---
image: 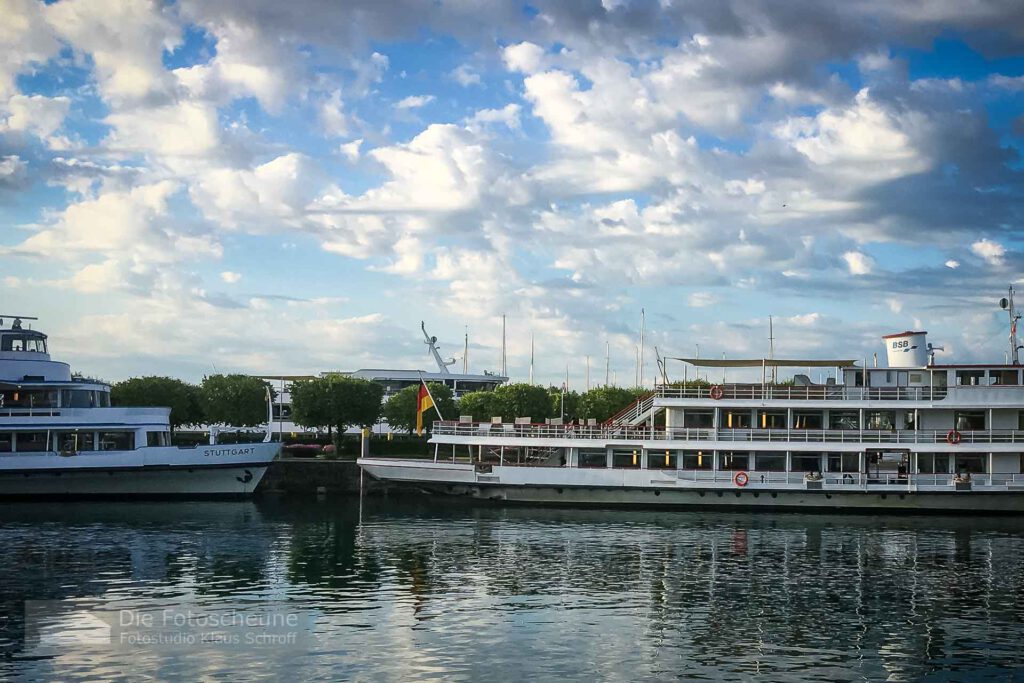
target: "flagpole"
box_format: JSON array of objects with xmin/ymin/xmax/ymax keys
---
[{"xmin": 418, "ymin": 371, "xmax": 444, "ymax": 420}]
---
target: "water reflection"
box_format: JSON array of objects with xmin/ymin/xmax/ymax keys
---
[{"xmin": 1, "ymin": 498, "xmax": 1023, "ymax": 680}]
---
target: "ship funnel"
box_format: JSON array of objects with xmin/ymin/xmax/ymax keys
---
[{"xmin": 883, "ymin": 331, "xmax": 928, "ymax": 368}]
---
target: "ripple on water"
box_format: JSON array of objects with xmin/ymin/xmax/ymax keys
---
[{"xmin": 1, "ymin": 499, "xmax": 1024, "ymax": 681}]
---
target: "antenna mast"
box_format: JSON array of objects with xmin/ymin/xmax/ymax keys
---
[
  {"xmin": 1000, "ymin": 286, "xmax": 1022, "ymax": 365},
  {"xmin": 463, "ymin": 327, "xmax": 469, "ymax": 374},
  {"xmin": 769, "ymin": 315, "xmax": 777, "ymax": 383},
  {"xmin": 421, "ymin": 321, "xmax": 454, "ymax": 375}
]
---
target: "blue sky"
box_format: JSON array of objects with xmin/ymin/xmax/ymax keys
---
[{"xmin": 1, "ymin": 0, "xmax": 1023, "ymax": 386}]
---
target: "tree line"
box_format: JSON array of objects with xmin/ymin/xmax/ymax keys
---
[{"xmin": 112, "ymin": 374, "xmax": 664, "ymax": 436}]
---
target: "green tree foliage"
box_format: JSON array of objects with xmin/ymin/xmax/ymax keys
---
[
  {"xmin": 383, "ymin": 382, "xmax": 456, "ymax": 434},
  {"xmin": 457, "ymin": 391, "xmax": 498, "ymax": 421},
  {"xmin": 491, "ymin": 383, "xmax": 552, "ymax": 422},
  {"xmin": 199, "ymin": 374, "xmax": 274, "ymax": 427},
  {"xmin": 578, "ymin": 386, "xmax": 648, "ymax": 422},
  {"xmin": 291, "ymin": 375, "xmax": 384, "ymax": 434},
  {"xmin": 548, "ymin": 387, "xmax": 581, "ymax": 421},
  {"xmin": 110, "ymin": 376, "xmax": 202, "ymax": 431}
]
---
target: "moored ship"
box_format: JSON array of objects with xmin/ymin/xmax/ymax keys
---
[
  {"xmin": 359, "ymin": 291, "xmax": 1024, "ymax": 513},
  {"xmin": 0, "ymin": 316, "xmax": 279, "ymax": 497}
]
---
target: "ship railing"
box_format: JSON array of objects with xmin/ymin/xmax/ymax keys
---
[
  {"xmin": 653, "ymin": 385, "xmax": 948, "ymax": 401},
  {"xmin": 433, "ymin": 422, "xmax": 1024, "ymax": 445},
  {"xmin": 0, "ymin": 407, "xmax": 61, "ymax": 417}
]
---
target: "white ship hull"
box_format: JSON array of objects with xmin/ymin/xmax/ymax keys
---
[
  {"xmin": 0, "ymin": 443, "xmax": 279, "ymax": 498},
  {"xmin": 358, "ymin": 458, "xmax": 1024, "ymax": 513}
]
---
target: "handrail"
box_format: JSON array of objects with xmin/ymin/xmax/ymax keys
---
[
  {"xmin": 651, "ymin": 385, "xmax": 949, "ymax": 401},
  {"xmin": 432, "ymin": 421, "xmax": 1024, "ymax": 444}
]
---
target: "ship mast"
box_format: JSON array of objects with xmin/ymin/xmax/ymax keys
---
[{"xmin": 421, "ymin": 321, "xmax": 455, "ymax": 374}]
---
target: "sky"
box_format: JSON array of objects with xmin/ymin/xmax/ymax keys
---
[{"xmin": 1, "ymin": 0, "xmax": 1024, "ymax": 387}]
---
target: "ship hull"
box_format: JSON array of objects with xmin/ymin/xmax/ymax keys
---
[
  {"xmin": 0, "ymin": 443, "xmax": 279, "ymax": 498},
  {"xmin": 359, "ymin": 458, "xmax": 1024, "ymax": 513}
]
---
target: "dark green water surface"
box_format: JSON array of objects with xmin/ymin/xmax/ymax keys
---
[{"xmin": 2, "ymin": 496, "xmax": 1024, "ymax": 681}]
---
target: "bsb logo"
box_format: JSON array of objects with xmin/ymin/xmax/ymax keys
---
[{"xmin": 891, "ymin": 340, "xmax": 917, "ymax": 352}]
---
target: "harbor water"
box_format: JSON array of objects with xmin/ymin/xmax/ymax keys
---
[{"xmin": 2, "ymin": 497, "xmax": 1024, "ymax": 681}]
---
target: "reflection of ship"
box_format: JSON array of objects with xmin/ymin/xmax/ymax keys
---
[
  {"xmin": 0, "ymin": 317, "xmax": 278, "ymax": 497},
  {"xmin": 261, "ymin": 321, "xmax": 507, "ymax": 436},
  {"xmin": 361, "ymin": 291, "xmax": 1024, "ymax": 512}
]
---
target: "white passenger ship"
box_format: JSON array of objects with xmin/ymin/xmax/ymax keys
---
[
  {"xmin": 0, "ymin": 316, "xmax": 279, "ymax": 497},
  {"xmin": 360, "ymin": 294, "xmax": 1024, "ymax": 513}
]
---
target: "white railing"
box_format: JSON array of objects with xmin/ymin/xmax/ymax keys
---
[
  {"xmin": 433, "ymin": 422, "xmax": 1024, "ymax": 445},
  {"xmin": 653, "ymin": 385, "xmax": 947, "ymax": 401}
]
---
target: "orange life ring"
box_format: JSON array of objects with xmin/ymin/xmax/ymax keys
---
[
  {"xmin": 946, "ymin": 429, "xmax": 962, "ymax": 445},
  {"xmin": 710, "ymin": 385, "xmax": 724, "ymax": 400},
  {"xmin": 734, "ymin": 471, "xmax": 749, "ymax": 487}
]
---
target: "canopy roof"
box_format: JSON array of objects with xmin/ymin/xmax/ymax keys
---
[{"xmin": 668, "ymin": 357, "xmax": 859, "ymax": 368}]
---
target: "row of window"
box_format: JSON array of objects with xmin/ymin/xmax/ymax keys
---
[
  {"xmin": 0, "ymin": 334, "xmax": 47, "ymax": 353},
  {"xmin": 0, "ymin": 431, "xmax": 139, "ymax": 453},
  {"xmin": 0, "ymin": 389, "xmax": 112, "ymax": 409},
  {"xmin": 678, "ymin": 409, "xmax": 993, "ymax": 430},
  {"xmin": 576, "ymin": 449, "xmax": 991, "ymax": 474}
]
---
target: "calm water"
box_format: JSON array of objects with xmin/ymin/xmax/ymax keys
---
[{"xmin": 2, "ymin": 497, "xmax": 1024, "ymax": 682}]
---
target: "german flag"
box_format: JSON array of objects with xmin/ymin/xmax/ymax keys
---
[{"xmin": 416, "ymin": 381, "xmax": 435, "ymax": 435}]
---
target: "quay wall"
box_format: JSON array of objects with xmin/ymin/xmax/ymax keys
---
[{"xmin": 258, "ymin": 457, "xmax": 390, "ymax": 496}]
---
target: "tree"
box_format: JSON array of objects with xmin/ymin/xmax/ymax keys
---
[
  {"xmin": 578, "ymin": 386, "xmax": 647, "ymax": 422},
  {"xmin": 548, "ymin": 387, "xmax": 581, "ymax": 422},
  {"xmin": 199, "ymin": 374, "xmax": 273, "ymax": 427},
  {"xmin": 457, "ymin": 391, "xmax": 498, "ymax": 422},
  {"xmin": 291, "ymin": 375, "xmax": 383, "ymax": 435},
  {"xmin": 383, "ymin": 382, "xmax": 456, "ymax": 434},
  {"xmin": 491, "ymin": 383, "xmax": 552, "ymax": 422},
  {"xmin": 110, "ymin": 376, "xmax": 201, "ymax": 431}
]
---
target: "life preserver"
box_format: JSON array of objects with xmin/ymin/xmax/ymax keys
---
[
  {"xmin": 710, "ymin": 385, "xmax": 724, "ymax": 400},
  {"xmin": 946, "ymin": 429, "xmax": 962, "ymax": 445},
  {"xmin": 734, "ymin": 471, "xmax": 749, "ymax": 487}
]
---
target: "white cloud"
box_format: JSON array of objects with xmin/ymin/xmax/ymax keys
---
[
  {"xmin": 0, "ymin": 155, "xmax": 27, "ymax": 184},
  {"xmin": 466, "ymin": 104, "xmax": 521, "ymax": 131},
  {"xmin": 340, "ymin": 138, "xmax": 363, "ymax": 161},
  {"xmin": 687, "ymin": 292, "xmax": 718, "ymax": 308},
  {"xmin": 502, "ymin": 42, "xmax": 545, "ymax": 74},
  {"xmin": 945, "ymin": 259, "xmax": 960, "ymax": 269},
  {"xmin": 104, "ymin": 100, "xmax": 220, "ymax": 158},
  {"xmin": 319, "ymin": 90, "xmax": 348, "ymax": 138},
  {"xmin": 971, "ymin": 238, "xmax": 1006, "ymax": 266},
  {"xmin": 221, "ymin": 271, "xmax": 242, "ymax": 284},
  {"xmin": 887, "ymin": 298, "xmax": 903, "ymax": 313},
  {"xmin": 842, "ymin": 251, "xmax": 874, "ymax": 275},
  {"xmin": 396, "ymin": 94, "xmax": 435, "ymax": 109},
  {"xmin": 451, "ymin": 64, "xmax": 481, "ymax": 87},
  {"xmin": 1, "ymin": 93, "xmax": 70, "ymax": 143}
]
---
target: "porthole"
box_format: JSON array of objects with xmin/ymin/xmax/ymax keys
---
[
  {"xmin": 654, "ymin": 490, "xmax": 661, "ymax": 496},
  {"xmin": 556, "ymin": 488, "xmax": 563, "ymax": 494},
  {"xmin": 735, "ymin": 491, "xmax": 742, "ymax": 498},
  {"xmin": 771, "ymin": 492, "xmax": 778, "ymax": 499},
  {"xmin": 753, "ymin": 492, "xmax": 760, "ymax": 498},
  {"xmin": 716, "ymin": 491, "xmax": 724, "ymax": 498}
]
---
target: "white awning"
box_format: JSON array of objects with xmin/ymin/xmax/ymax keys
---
[{"xmin": 668, "ymin": 358, "xmax": 859, "ymax": 368}]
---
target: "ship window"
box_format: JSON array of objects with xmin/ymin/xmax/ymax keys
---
[
  {"xmin": 993, "ymin": 370, "xmax": 1019, "ymax": 385},
  {"xmin": 954, "ymin": 411, "xmax": 985, "ymax": 430},
  {"xmin": 99, "ymin": 431, "xmax": 135, "ymax": 451},
  {"xmin": 723, "ymin": 410, "xmax": 751, "ymax": 429},
  {"xmin": 683, "ymin": 410, "xmax": 713, "ymax": 428},
  {"xmin": 955, "ymin": 370, "xmax": 985, "ymax": 386},
  {"xmin": 758, "ymin": 411, "xmax": 787, "ymax": 429},
  {"xmin": 909, "ymin": 373, "xmax": 923, "ymax": 384},
  {"xmin": 865, "ymin": 411, "xmax": 896, "ymax": 430},
  {"xmin": 68, "ymin": 390, "xmax": 96, "ymax": 408},
  {"xmin": 755, "ymin": 453, "xmax": 785, "ymax": 471},
  {"xmin": 1019, "ymin": 411, "xmax": 1024, "ymax": 430},
  {"xmin": 147, "ymin": 431, "xmax": 171, "ymax": 447},
  {"xmin": 918, "ymin": 453, "xmax": 950, "ymax": 474},
  {"xmin": 15, "ymin": 432, "xmax": 48, "ymax": 452},
  {"xmin": 681, "ymin": 450, "xmax": 711, "ymax": 470},
  {"xmin": 611, "ymin": 448, "xmax": 641, "ymax": 469},
  {"xmin": 0, "ymin": 433, "xmax": 11, "ymax": 452},
  {"xmin": 826, "ymin": 453, "xmax": 859, "ymax": 472},
  {"xmin": 829, "ymin": 411, "xmax": 859, "ymax": 430},
  {"xmin": 99, "ymin": 392, "xmax": 110, "ymax": 407},
  {"xmin": 647, "ymin": 450, "xmax": 679, "ymax": 470},
  {"xmin": 719, "ymin": 451, "xmax": 749, "ymax": 470},
  {"xmin": 792, "ymin": 412, "xmax": 823, "ymax": 429},
  {"xmin": 578, "ymin": 449, "xmax": 607, "ymax": 468},
  {"xmin": 954, "ymin": 454, "xmax": 986, "ymax": 474},
  {"xmin": 791, "ymin": 454, "xmax": 822, "ymax": 472},
  {"xmin": 10, "ymin": 337, "xmax": 23, "ymax": 351}
]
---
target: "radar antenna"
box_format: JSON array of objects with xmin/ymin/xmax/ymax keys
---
[
  {"xmin": 999, "ymin": 286, "xmax": 1023, "ymax": 365},
  {"xmin": 421, "ymin": 321, "xmax": 455, "ymax": 375}
]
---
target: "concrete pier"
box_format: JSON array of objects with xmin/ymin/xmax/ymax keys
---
[{"xmin": 258, "ymin": 458, "xmax": 388, "ymax": 496}]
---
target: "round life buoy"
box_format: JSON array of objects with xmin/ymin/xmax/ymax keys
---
[
  {"xmin": 710, "ymin": 385, "xmax": 724, "ymax": 400},
  {"xmin": 734, "ymin": 471, "xmax": 749, "ymax": 487},
  {"xmin": 946, "ymin": 429, "xmax": 962, "ymax": 445}
]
